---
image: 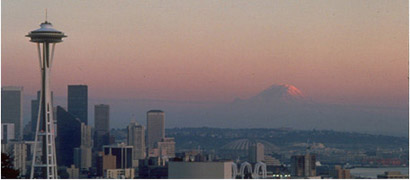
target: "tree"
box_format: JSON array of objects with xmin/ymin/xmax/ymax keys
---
[{"xmin": 1, "ymin": 153, "xmax": 20, "ymax": 179}]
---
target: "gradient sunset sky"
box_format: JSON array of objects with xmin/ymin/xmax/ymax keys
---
[{"xmin": 2, "ymin": 0, "xmax": 408, "ymax": 108}]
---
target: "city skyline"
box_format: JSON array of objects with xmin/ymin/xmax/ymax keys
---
[
  {"xmin": 1, "ymin": 0, "xmax": 409, "ymax": 137},
  {"xmin": 0, "ymin": 1, "xmax": 409, "ymax": 178},
  {"xmin": 2, "ymin": 0, "xmax": 408, "ymax": 109}
]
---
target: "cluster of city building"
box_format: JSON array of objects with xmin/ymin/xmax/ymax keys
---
[
  {"xmin": 1, "ymin": 86, "xmax": 408, "ymax": 179},
  {"xmin": 1, "ymin": 85, "xmax": 176, "ymax": 178}
]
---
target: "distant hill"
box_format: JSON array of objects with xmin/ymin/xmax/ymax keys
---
[
  {"xmin": 165, "ymin": 127, "xmax": 409, "ymax": 151},
  {"xmin": 110, "ymin": 127, "xmax": 409, "ymax": 151},
  {"xmin": 178, "ymin": 84, "xmax": 408, "ymax": 137},
  {"xmin": 23, "ymin": 84, "xmax": 408, "ymax": 137}
]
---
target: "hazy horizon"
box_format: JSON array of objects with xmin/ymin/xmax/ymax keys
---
[
  {"xmin": 2, "ymin": 0, "xmax": 409, "ymax": 137},
  {"xmin": 17, "ymin": 83, "xmax": 408, "ymax": 137}
]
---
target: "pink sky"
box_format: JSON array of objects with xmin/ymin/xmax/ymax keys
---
[{"xmin": 2, "ymin": 0, "xmax": 408, "ymax": 108}]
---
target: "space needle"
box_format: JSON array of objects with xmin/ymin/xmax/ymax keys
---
[{"xmin": 26, "ymin": 14, "xmax": 66, "ymax": 179}]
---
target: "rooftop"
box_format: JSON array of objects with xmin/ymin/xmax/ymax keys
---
[{"xmin": 148, "ymin": 110, "xmax": 164, "ymax": 113}]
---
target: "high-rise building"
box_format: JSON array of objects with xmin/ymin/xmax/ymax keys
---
[
  {"xmin": 31, "ymin": 99, "xmax": 39, "ymax": 135},
  {"xmin": 94, "ymin": 132, "xmax": 111, "ymax": 151},
  {"xmin": 1, "ymin": 86, "xmax": 23, "ymax": 140},
  {"xmin": 1, "ymin": 123, "xmax": 15, "ymax": 144},
  {"xmin": 147, "ymin": 110, "xmax": 165, "ymax": 149},
  {"xmin": 3, "ymin": 141, "xmax": 28, "ymax": 176},
  {"xmin": 56, "ymin": 106, "xmax": 82, "ymax": 167},
  {"xmin": 74, "ymin": 147, "xmax": 92, "ymax": 170},
  {"xmin": 94, "ymin": 104, "xmax": 110, "ymax": 151},
  {"xmin": 13, "ymin": 142, "xmax": 28, "ymax": 175},
  {"xmin": 74, "ymin": 123, "xmax": 92, "ymax": 170},
  {"xmin": 66, "ymin": 165, "xmax": 80, "ymax": 179},
  {"xmin": 81, "ymin": 123, "xmax": 93, "ymax": 148},
  {"xmin": 22, "ymin": 121, "xmax": 32, "ymax": 140},
  {"xmin": 127, "ymin": 121, "xmax": 145, "ymax": 167},
  {"xmin": 249, "ymin": 142, "xmax": 265, "ymax": 163},
  {"xmin": 30, "ymin": 91, "xmax": 53, "ymax": 135},
  {"xmin": 148, "ymin": 137, "xmax": 176, "ymax": 159},
  {"xmin": 96, "ymin": 152, "xmax": 116, "ymax": 177},
  {"xmin": 103, "ymin": 143, "xmax": 133, "ymax": 169},
  {"xmin": 290, "ymin": 154, "xmax": 316, "ymax": 177},
  {"xmin": 95, "ymin": 104, "xmax": 109, "ymax": 132},
  {"xmin": 329, "ymin": 165, "xmax": 351, "ymax": 179},
  {"xmin": 157, "ymin": 137, "xmax": 176, "ymax": 158},
  {"xmin": 68, "ymin": 85, "xmax": 88, "ymax": 125}
]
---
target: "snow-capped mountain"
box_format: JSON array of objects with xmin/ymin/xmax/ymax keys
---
[{"xmin": 198, "ymin": 84, "xmax": 408, "ymax": 136}]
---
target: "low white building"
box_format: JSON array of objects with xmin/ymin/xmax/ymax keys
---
[
  {"xmin": 3, "ymin": 141, "xmax": 28, "ymax": 176},
  {"xmin": 66, "ymin": 165, "xmax": 79, "ymax": 179},
  {"xmin": 168, "ymin": 161, "xmax": 233, "ymax": 179},
  {"xmin": 105, "ymin": 168, "xmax": 135, "ymax": 179}
]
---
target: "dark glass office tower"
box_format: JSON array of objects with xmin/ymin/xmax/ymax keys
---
[
  {"xmin": 56, "ymin": 106, "xmax": 82, "ymax": 167},
  {"xmin": 68, "ymin": 85, "xmax": 88, "ymax": 125},
  {"xmin": 31, "ymin": 99, "xmax": 39, "ymax": 135},
  {"xmin": 95, "ymin": 104, "xmax": 110, "ymax": 132},
  {"xmin": 94, "ymin": 104, "xmax": 110, "ymax": 151},
  {"xmin": 103, "ymin": 144, "xmax": 133, "ymax": 169},
  {"xmin": 31, "ymin": 91, "xmax": 53, "ymax": 135},
  {"xmin": 1, "ymin": 86, "xmax": 23, "ymax": 140}
]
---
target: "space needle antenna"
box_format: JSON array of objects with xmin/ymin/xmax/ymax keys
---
[{"xmin": 27, "ymin": 14, "xmax": 66, "ymax": 179}]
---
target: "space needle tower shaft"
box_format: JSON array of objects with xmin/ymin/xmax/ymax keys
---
[{"xmin": 26, "ymin": 18, "xmax": 66, "ymax": 179}]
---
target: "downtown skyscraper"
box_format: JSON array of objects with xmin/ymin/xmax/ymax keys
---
[
  {"xmin": 68, "ymin": 85, "xmax": 88, "ymax": 125},
  {"xmin": 146, "ymin": 110, "xmax": 165, "ymax": 150},
  {"xmin": 127, "ymin": 121, "xmax": 145, "ymax": 167},
  {"xmin": 30, "ymin": 91, "xmax": 53, "ymax": 136},
  {"xmin": 74, "ymin": 123, "xmax": 93, "ymax": 170},
  {"xmin": 56, "ymin": 106, "xmax": 82, "ymax": 167},
  {"xmin": 94, "ymin": 104, "xmax": 109, "ymax": 133},
  {"xmin": 1, "ymin": 86, "xmax": 23, "ymax": 140},
  {"xmin": 94, "ymin": 104, "xmax": 110, "ymax": 151},
  {"xmin": 103, "ymin": 144, "xmax": 133, "ymax": 169}
]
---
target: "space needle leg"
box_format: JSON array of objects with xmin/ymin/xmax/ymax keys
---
[{"xmin": 31, "ymin": 43, "xmax": 44, "ymax": 179}]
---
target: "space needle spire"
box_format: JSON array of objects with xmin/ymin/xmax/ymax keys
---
[{"xmin": 26, "ymin": 16, "xmax": 66, "ymax": 179}]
